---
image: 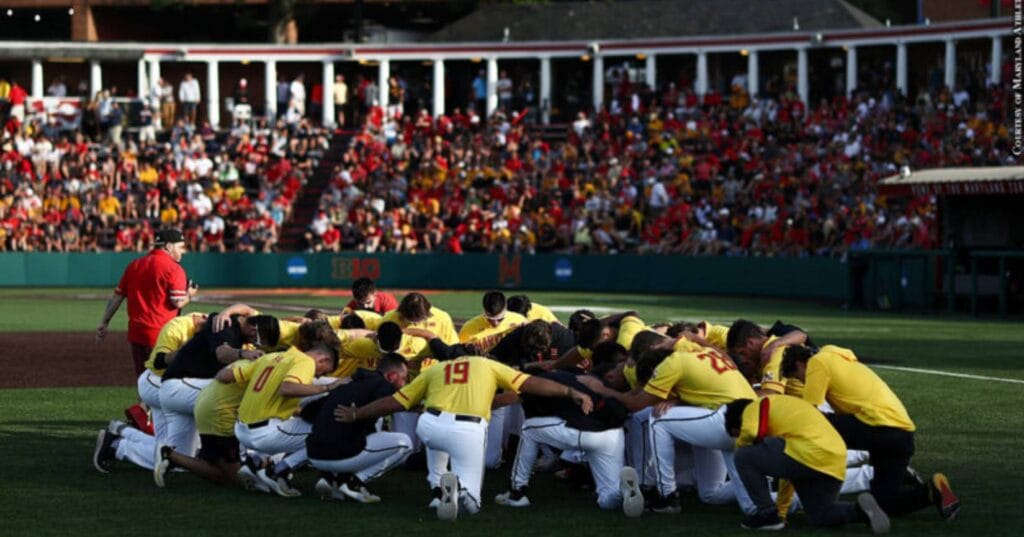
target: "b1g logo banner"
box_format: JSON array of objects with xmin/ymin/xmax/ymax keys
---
[{"xmin": 332, "ymin": 257, "xmax": 381, "ymax": 281}]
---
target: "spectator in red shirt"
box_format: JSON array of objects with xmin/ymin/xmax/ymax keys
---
[
  {"xmin": 344, "ymin": 277, "xmax": 398, "ymax": 315},
  {"xmin": 96, "ymin": 228, "xmax": 197, "ymax": 375}
]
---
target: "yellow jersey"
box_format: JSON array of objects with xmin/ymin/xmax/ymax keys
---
[
  {"xmin": 236, "ymin": 348, "xmax": 316, "ymax": 424},
  {"xmin": 328, "ymin": 310, "xmax": 383, "ymax": 330},
  {"xmin": 525, "ymin": 302, "xmax": 560, "ymax": 323},
  {"xmin": 802, "ymin": 345, "xmax": 915, "ymax": 431},
  {"xmin": 328, "ymin": 333, "xmax": 422, "ymax": 379},
  {"xmin": 704, "ymin": 322, "xmax": 729, "ymax": 350},
  {"xmin": 265, "ymin": 320, "xmax": 302, "ymax": 352},
  {"xmin": 736, "ymin": 395, "xmax": 847, "ymax": 481},
  {"xmin": 458, "ymin": 311, "xmax": 527, "ymax": 352},
  {"xmin": 146, "ymin": 314, "xmax": 203, "ymax": 376},
  {"xmin": 644, "ymin": 348, "xmax": 756, "ymax": 409},
  {"xmin": 195, "ymin": 362, "xmax": 250, "ymax": 437},
  {"xmin": 758, "ymin": 336, "xmax": 805, "ymax": 396},
  {"xmin": 393, "ymin": 356, "xmax": 529, "ymax": 421},
  {"xmin": 578, "ymin": 315, "xmax": 648, "ymax": 363}
]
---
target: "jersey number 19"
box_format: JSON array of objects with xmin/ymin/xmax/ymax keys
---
[{"xmin": 444, "ymin": 362, "xmax": 470, "ymax": 385}]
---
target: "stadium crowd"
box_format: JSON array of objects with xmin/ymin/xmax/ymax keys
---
[
  {"xmin": 2, "ymin": 57, "xmax": 1013, "ymax": 255},
  {"xmin": 310, "ymin": 59, "xmax": 1013, "ymax": 256}
]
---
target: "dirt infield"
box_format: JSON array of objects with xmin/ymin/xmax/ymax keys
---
[{"xmin": 2, "ymin": 332, "xmax": 137, "ymax": 389}]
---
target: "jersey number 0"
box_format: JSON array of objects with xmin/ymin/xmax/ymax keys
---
[
  {"xmin": 443, "ymin": 362, "xmax": 470, "ymax": 385},
  {"xmin": 252, "ymin": 367, "xmax": 275, "ymax": 392}
]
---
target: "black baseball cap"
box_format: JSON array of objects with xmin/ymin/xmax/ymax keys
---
[{"xmin": 154, "ymin": 229, "xmax": 185, "ymax": 245}]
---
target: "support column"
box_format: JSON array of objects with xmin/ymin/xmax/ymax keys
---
[
  {"xmin": 89, "ymin": 60, "xmax": 102, "ymax": 96},
  {"xmin": 31, "ymin": 59, "xmax": 43, "ymax": 98},
  {"xmin": 696, "ymin": 50, "xmax": 708, "ymax": 101},
  {"xmin": 991, "ymin": 35, "xmax": 1003, "ymax": 85},
  {"xmin": 378, "ymin": 58, "xmax": 390, "ymax": 108},
  {"xmin": 136, "ymin": 58, "xmax": 147, "ymax": 100},
  {"xmin": 592, "ymin": 55, "xmax": 604, "ymax": 110},
  {"xmin": 540, "ymin": 56, "xmax": 552, "ymax": 125},
  {"xmin": 265, "ymin": 59, "xmax": 277, "ymax": 118},
  {"xmin": 797, "ymin": 47, "xmax": 808, "ymax": 105},
  {"xmin": 896, "ymin": 42, "xmax": 908, "ymax": 96},
  {"xmin": 206, "ymin": 60, "xmax": 220, "ymax": 127},
  {"xmin": 432, "ymin": 59, "xmax": 445, "ymax": 118},
  {"xmin": 846, "ymin": 46, "xmax": 858, "ymax": 96},
  {"xmin": 944, "ymin": 39, "xmax": 956, "ymax": 89},
  {"xmin": 148, "ymin": 59, "xmax": 161, "ymax": 94},
  {"xmin": 322, "ymin": 59, "xmax": 335, "ymax": 127},
  {"xmin": 645, "ymin": 54, "xmax": 657, "ymax": 89},
  {"xmin": 747, "ymin": 50, "xmax": 759, "ymax": 98},
  {"xmin": 486, "ymin": 57, "xmax": 498, "ymax": 116}
]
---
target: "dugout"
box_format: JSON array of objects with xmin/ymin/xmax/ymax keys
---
[{"xmin": 861, "ymin": 166, "xmax": 1024, "ymax": 316}]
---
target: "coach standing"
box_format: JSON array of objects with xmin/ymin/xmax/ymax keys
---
[{"xmin": 96, "ymin": 229, "xmax": 197, "ymax": 376}]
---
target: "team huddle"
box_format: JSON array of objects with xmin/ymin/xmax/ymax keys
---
[{"xmin": 93, "ymin": 277, "xmax": 960, "ymax": 531}]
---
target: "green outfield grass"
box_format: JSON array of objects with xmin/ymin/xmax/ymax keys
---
[{"xmin": 1, "ymin": 288, "xmax": 1022, "ymax": 536}]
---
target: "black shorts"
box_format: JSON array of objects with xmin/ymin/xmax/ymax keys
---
[{"xmin": 197, "ymin": 434, "xmax": 240, "ymax": 465}]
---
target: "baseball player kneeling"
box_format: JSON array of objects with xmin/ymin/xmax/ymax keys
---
[
  {"xmin": 495, "ymin": 369, "xmax": 644, "ymax": 517},
  {"xmin": 303, "ymin": 353, "xmax": 413, "ymax": 503},
  {"xmin": 336, "ymin": 355, "xmax": 592, "ymax": 521},
  {"xmin": 231, "ymin": 341, "xmax": 344, "ymax": 497}
]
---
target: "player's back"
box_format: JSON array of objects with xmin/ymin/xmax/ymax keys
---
[
  {"xmin": 406, "ymin": 356, "xmax": 526, "ymax": 421},
  {"xmin": 646, "ymin": 348, "xmax": 756, "ymax": 409},
  {"xmin": 237, "ymin": 348, "xmax": 315, "ymax": 424},
  {"xmin": 807, "ymin": 345, "xmax": 914, "ymax": 431}
]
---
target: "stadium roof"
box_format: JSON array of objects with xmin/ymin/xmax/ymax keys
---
[
  {"xmin": 428, "ymin": 0, "xmax": 880, "ymax": 43},
  {"xmin": 878, "ymin": 166, "xmax": 1024, "ymax": 196}
]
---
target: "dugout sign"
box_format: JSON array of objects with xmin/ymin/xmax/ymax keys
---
[{"xmin": 332, "ymin": 257, "xmax": 381, "ymax": 281}]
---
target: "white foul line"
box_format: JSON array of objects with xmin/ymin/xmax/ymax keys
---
[{"xmin": 873, "ymin": 365, "xmax": 1024, "ymax": 385}]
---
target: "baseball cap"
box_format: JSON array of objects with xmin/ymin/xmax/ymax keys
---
[{"xmin": 154, "ymin": 228, "xmax": 185, "ymax": 245}]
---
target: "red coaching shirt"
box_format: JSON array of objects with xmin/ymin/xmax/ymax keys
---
[
  {"xmin": 344, "ymin": 291, "xmax": 398, "ymax": 316},
  {"xmin": 115, "ymin": 249, "xmax": 188, "ymax": 347}
]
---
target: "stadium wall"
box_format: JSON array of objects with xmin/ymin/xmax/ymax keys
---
[{"xmin": 0, "ymin": 253, "xmax": 849, "ymax": 300}]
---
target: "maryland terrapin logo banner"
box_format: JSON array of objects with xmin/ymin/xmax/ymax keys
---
[{"xmin": 498, "ymin": 254, "xmax": 522, "ymax": 286}]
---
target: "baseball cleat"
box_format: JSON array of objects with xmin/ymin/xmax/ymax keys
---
[
  {"xmin": 930, "ymin": 473, "xmax": 960, "ymax": 521},
  {"xmin": 107, "ymin": 420, "xmax": 128, "ymax": 436},
  {"xmin": 92, "ymin": 429, "xmax": 116, "ymax": 474},
  {"xmin": 740, "ymin": 510, "xmax": 786, "ymax": 530},
  {"xmin": 620, "ymin": 466, "xmax": 644, "ymax": 518},
  {"xmin": 153, "ymin": 445, "xmax": 171, "ymax": 488},
  {"xmin": 648, "ymin": 491, "xmax": 682, "ymax": 514},
  {"xmin": 237, "ymin": 463, "xmax": 270, "ymax": 493},
  {"xmin": 315, "ymin": 478, "xmax": 346, "ymax": 502},
  {"xmin": 340, "ymin": 476, "xmax": 381, "ymax": 503},
  {"xmin": 437, "ymin": 472, "xmax": 459, "ymax": 521},
  {"xmin": 495, "ymin": 488, "xmax": 530, "ymax": 507},
  {"xmin": 257, "ymin": 468, "xmax": 301, "ymax": 498},
  {"xmin": 428, "ymin": 486, "xmax": 442, "ymax": 508},
  {"xmin": 857, "ymin": 493, "xmax": 891, "ymax": 534}
]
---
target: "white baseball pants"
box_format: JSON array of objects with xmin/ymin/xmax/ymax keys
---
[
  {"xmin": 235, "ymin": 417, "xmax": 311, "ymax": 469},
  {"xmin": 650, "ymin": 404, "xmax": 756, "ymax": 514},
  {"xmin": 417, "ymin": 410, "xmax": 488, "ymax": 514},
  {"xmin": 114, "ymin": 426, "xmax": 157, "ymax": 470},
  {"xmin": 512, "ymin": 417, "xmax": 626, "ymax": 510},
  {"xmin": 159, "ymin": 377, "xmax": 212, "ymax": 456},
  {"xmin": 309, "ymin": 432, "xmax": 412, "ymax": 482},
  {"xmin": 392, "ymin": 411, "xmax": 422, "ymax": 452},
  {"xmin": 136, "ymin": 370, "xmax": 167, "ymax": 446}
]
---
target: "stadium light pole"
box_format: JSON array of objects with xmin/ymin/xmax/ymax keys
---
[
  {"xmin": 696, "ymin": 50, "xmax": 708, "ymax": 102},
  {"xmin": 645, "ymin": 54, "xmax": 656, "ymax": 90},
  {"xmin": 592, "ymin": 53, "xmax": 603, "ymax": 110}
]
